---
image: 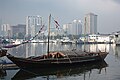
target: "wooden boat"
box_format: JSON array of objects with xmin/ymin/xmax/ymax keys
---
[
  {"xmin": 2, "ymin": 43, "xmax": 21, "ymax": 48},
  {"xmin": 0, "ymin": 48, "xmax": 7, "ymax": 57},
  {"xmin": 6, "ymin": 14, "xmax": 108, "ymax": 69},
  {"xmin": 6, "ymin": 49, "xmax": 108, "ymax": 69},
  {"xmin": 12, "ymin": 61, "xmax": 107, "ymax": 80}
]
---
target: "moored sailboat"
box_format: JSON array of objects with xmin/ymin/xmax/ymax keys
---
[{"xmin": 6, "ymin": 50, "xmax": 108, "ymax": 69}]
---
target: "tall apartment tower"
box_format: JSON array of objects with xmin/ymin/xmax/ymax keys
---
[
  {"xmin": 26, "ymin": 15, "xmax": 42, "ymax": 37},
  {"xmin": 72, "ymin": 20, "xmax": 82, "ymax": 35},
  {"xmin": 63, "ymin": 23, "xmax": 72, "ymax": 35},
  {"xmin": 84, "ymin": 13, "xmax": 97, "ymax": 34},
  {"xmin": 0, "ymin": 24, "xmax": 12, "ymax": 38},
  {"xmin": 63, "ymin": 20, "xmax": 82, "ymax": 36}
]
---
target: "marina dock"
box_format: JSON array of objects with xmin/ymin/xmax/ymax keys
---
[{"xmin": 0, "ymin": 63, "xmax": 18, "ymax": 70}]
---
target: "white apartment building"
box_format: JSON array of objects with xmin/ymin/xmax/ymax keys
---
[
  {"xmin": 72, "ymin": 20, "xmax": 82, "ymax": 35},
  {"xmin": 63, "ymin": 20, "xmax": 82, "ymax": 36},
  {"xmin": 63, "ymin": 23, "xmax": 72, "ymax": 35},
  {"xmin": 84, "ymin": 13, "xmax": 97, "ymax": 34},
  {"xmin": 26, "ymin": 15, "xmax": 42, "ymax": 37},
  {"xmin": 0, "ymin": 24, "xmax": 12, "ymax": 37}
]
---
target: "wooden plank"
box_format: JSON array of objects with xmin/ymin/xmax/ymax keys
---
[{"xmin": 0, "ymin": 63, "xmax": 19, "ymax": 70}]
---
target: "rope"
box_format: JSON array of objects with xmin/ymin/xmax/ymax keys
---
[
  {"xmin": 26, "ymin": 24, "xmax": 45, "ymax": 42},
  {"xmin": 72, "ymin": 49, "xmax": 79, "ymax": 56},
  {"xmin": 66, "ymin": 50, "xmax": 72, "ymax": 63},
  {"xmin": 51, "ymin": 16, "xmax": 72, "ymax": 51}
]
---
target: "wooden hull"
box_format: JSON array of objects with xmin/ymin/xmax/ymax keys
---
[
  {"xmin": 0, "ymin": 49, "xmax": 7, "ymax": 57},
  {"xmin": 7, "ymin": 52, "xmax": 108, "ymax": 69},
  {"xmin": 3, "ymin": 44, "xmax": 20, "ymax": 48},
  {"xmin": 12, "ymin": 61, "xmax": 108, "ymax": 80},
  {"xmin": 0, "ymin": 69, "xmax": 6, "ymax": 77}
]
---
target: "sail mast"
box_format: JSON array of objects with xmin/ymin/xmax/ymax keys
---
[{"xmin": 47, "ymin": 14, "xmax": 51, "ymax": 55}]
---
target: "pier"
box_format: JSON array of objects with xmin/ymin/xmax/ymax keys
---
[{"xmin": 0, "ymin": 63, "xmax": 18, "ymax": 70}]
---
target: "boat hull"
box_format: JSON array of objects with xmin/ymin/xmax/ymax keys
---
[
  {"xmin": 0, "ymin": 49, "xmax": 7, "ymax": 57},
  {"xmin": 7, "ymin": 53, "xmax": 108, "ymax": 69},
  {"xmin": 12, "ymin": 61, "xmax": 108, "ymax": 80},
  {"xmin": 3, "ymin": 44, "xmax": 21, "ymax": 48}
]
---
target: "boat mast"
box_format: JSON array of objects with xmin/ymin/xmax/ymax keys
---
[
  {"xmin": 84, "ymin": 17, "xmax": 87, "ymax": 51},
  {"xmin": 47, "ymin": 14, "xmax": 51, "ymax": 55}
]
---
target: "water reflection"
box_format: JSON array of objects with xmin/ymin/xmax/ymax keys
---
[
  {"xmin": 8, "ymin": 43, "xmax": 110, "ymax": 58},
  {"xmin": 0, "ymin": 43, "xmax": 112, "ymax": 80},
  {"xmin": 114, "ymin": 45, "xmax": 120, "ymax": 59},
  {"xmin": 2, "ymin": 43, "xmax": 120, "ymax": 80},
  {"xmin": 82, "ymin": 44, "xmax": 109, "ymax": 52},
  {"xmin": 12, "ymin": 61, "xmax": 108, "ymax": 80}
]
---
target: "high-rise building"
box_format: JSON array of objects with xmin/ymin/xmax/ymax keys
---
[
  {"xmin": 72, "ymin": 20, "xmax": 82, "ymax": 35},
  {"xmin": 63, "ymin": 20, "xmax": 82, "ymax": 36},
  {"xmin": 0, "ymin": 24, "xmax": 11, "ymax": 38},
  {"xmin": 63, "ymin": 23, "xmax": 72, "ymax": 35},
  {"xmin": 26, "ymin": 15, "xmax": 42, "ymax": 37},
  {"xmin": 84, "ymin": 13, "xmax": 97, "ymax": 34},
  {"xmin": 11, "ymin": 24, "xmax": 26, "ymax": 38}
]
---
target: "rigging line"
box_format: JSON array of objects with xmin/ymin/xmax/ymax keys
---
[
  {"xmin": 52, "ymin": 16, "xmax": 69, "ymax": 41},
  {"xmin": 32, "ymin": 25, "xmax": 44, "ymax": 40},
  {"xmin": 54, "ymin": 18, "xmax": 67, "ymax": 35},
  {"xmin": 52, "ymin": 16, "xmax": 68, "ymax": 37},
  {"xmin": 66, "ymin": 50, "xmax": 72, "ymax": 63},
  {"xmin": 27, "ymin": 24, "xmax": 45, "ymax": 42}
]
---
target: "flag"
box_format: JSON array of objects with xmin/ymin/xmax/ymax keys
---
[
  {"xmin": 55, "ymin": 24, "xmax": 59, "ymax": 29},
  {"xmin": 54, "ymin": 20, "xmax": 60, "ymax": 26},
  {"xmin": 54, "ymin": 20, "xmax": 60, "ymax": 29}
]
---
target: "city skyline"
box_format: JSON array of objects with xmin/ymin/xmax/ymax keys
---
[{"xmin": 0, "ymin": 0, "xmax": 120, "ymax": 34}]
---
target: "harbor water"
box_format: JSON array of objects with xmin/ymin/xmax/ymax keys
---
[{"xmin": 1, "ymin": 43, "xmax": 120, "ymax": 80}]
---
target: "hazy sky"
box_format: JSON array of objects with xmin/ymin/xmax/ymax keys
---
[{"xmin": 0, "ymin": 0, "xmax": 120, "ymax": 34}]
